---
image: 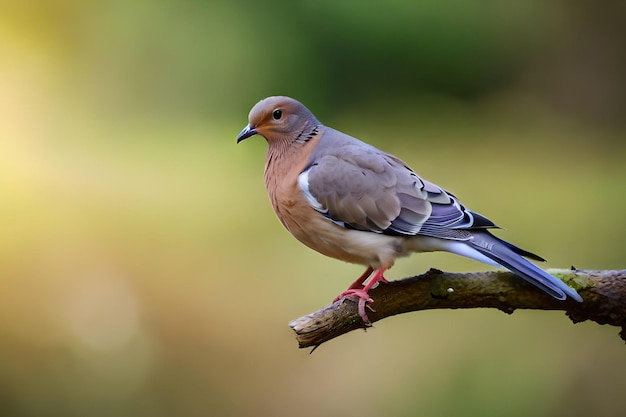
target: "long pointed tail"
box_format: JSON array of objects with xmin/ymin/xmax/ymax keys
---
[{"xmin": 467, "ymin": 232, "xmax": 583, "ymax": 302}]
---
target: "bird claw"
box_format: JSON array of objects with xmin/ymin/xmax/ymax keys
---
[
  {"xmin": 357, "ymin": 297, "xmax": 375, "ymax": 326},
  {"xmin": 334, "ymin": 289, "xmax": 375, "ymax": 325}
]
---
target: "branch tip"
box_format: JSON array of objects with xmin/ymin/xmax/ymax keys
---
[{"xmin": 289, "ymin": 269, "xmax": 626, "ymax": 348}]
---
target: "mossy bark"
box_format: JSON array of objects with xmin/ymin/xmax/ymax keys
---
[{"xmin": 289, "ymin": 269, "xmax": 626, "ymax": 349}]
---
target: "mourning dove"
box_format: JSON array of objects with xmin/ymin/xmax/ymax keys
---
[{"xmin": 237, "ymin": 96, "xmax": 582, "ymax": 323}]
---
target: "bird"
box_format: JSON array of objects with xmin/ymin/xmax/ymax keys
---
[{"xmin": 237, "ymin": 96, "xmax": 582, "ymax": 323}]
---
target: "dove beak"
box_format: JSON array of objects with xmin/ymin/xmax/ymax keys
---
[{"xmin": 237, "ymin": 124, "xmax": 258, "ymax": 143}]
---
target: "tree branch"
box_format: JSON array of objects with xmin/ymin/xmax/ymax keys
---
[{"xmin": 288, "ymin": 269, "xmax": 626, "ymax": 349}]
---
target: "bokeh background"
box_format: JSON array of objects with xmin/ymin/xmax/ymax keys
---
[{"xmin": 1, "ymin": 1, "xmax": 625, "ymax": 416}]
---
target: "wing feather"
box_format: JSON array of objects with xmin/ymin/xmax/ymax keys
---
[{"xmin": 300, "ymin": 128, "xmax": 498, "ymax": 239}]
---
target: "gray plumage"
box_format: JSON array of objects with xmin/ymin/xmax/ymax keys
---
[
  {"xmin": 238, "ymin": 96, "xmax": 583, "ymax": 309},
  {"xmin": 300, "ymin": 121, "xmax": 582, "ymax": 302}
]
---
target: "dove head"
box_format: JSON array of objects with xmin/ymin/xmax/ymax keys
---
[{"xmin": 237, "ymin": 96, "xmax": 319, "ymax": 144}]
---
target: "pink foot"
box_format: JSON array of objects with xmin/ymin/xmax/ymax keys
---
[
  {"xmin": 376, "ymin": 276, "xmax": 390, "ymax": 285},
  {"xmin": 334, "ymin": 288, "xmax": 375, "ymax": 324},
  {"xmin": 333, "ymin": 268, "xmax": 389, "ymax": 324}
]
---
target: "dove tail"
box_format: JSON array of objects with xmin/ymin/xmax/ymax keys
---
[{"xmin": 467, "ymin": 232, "xmax": 583, "ymax": 302}]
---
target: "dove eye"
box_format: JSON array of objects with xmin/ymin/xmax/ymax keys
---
[{"xmin": 272, "ymin": 109, "xmax": 282, "ymax": 120}]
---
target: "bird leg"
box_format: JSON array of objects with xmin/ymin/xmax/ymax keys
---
[
  {"xmin": 362, "ymin": 268, "xmax": 389, "ymax": 292},
  {"xmin": 339, "ymin": 267, "xmax": 373, "ymax": 293},
  {"xmin": 333, "ymin": 267, "xmax": 389, "ymax": 324}
]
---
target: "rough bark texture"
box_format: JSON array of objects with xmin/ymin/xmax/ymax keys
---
[{"xmin": 288, "ymin": 269, "xmax": 626, "ymax": 349}]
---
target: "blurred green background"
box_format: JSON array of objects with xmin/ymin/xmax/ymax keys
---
[{"xmin": 1, "ymin": 0, "xmax": 625, "ymax": 416}]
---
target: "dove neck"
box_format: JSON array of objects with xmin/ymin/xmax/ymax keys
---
[
  {"xmin": 265, "ymin": 121, "xmax": 320, "ymax": 156},
  {"xmin": 264, "ymin": 131, "xmax": 319, "ymax": 196},
  {"xmin": 265, "ymin": 135, "xmax": 314, "ymax": 171}
]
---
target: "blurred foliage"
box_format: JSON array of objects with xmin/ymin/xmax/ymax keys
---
[{"xmin": 1, "ymin": 1, "xmax": 625, "ymax": 416}]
